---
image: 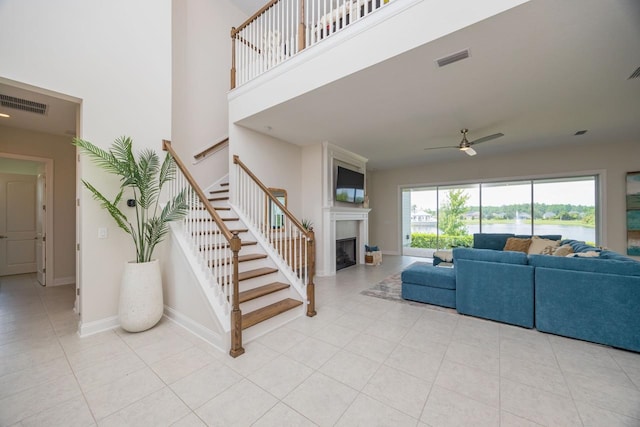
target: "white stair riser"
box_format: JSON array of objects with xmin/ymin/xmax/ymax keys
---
[
  {"xmin": 234, "ymin": 272, "xmax": 287, "ymax": 292},
  {"xmin": 242, "ymin": 303, "xmax": 305, "ymax": 343},
  {"xmin": 239, "ymin": 287, "xmax": 294, "ymax": 313}
]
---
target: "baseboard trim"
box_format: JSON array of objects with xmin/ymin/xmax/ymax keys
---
[
  {"xmin": 163, "ymin": 306, "xmax": 226, "ymax": 353},
  {"xmin": 52, "ymin": 276, "xmax": 75, "ymax": 286},
  {"xmin": 79, "ymin": 315, "xmax": 119, "ymax": 337}
]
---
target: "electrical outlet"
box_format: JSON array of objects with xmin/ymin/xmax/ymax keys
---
[{"xmin": 98, "ymin": 227, "xmax": 108, "ymax": 239}]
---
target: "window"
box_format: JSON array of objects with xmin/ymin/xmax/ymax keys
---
[
  {"xmin": 402, "ymin": 175, "xmax": 598, "ymax": 256},
  {"xmin": 480, "ymin": 181, "xmax": 532, "ymax": 235}
]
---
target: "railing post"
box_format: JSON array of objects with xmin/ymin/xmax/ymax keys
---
[
  {"xmin": 230, "ymin": 27, "xmax": 237, "ymax": 89},
  {"xmin": 229, "ymin": 231, "xmax": 245, "ymax": 357},
  {"xmin": 306, "ymin": 228, "xmax": 316, "ymax": 317},
  {"xmin": 298, "ymin": 0, "xmax": 306, "ymax": 51}
]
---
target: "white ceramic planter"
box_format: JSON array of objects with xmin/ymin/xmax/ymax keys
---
[{"xmin": 119, "ymin": 259, "xmax": 163, "ymax": 332}]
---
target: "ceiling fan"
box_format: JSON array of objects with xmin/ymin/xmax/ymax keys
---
[{"xmin": 425, "ymin": 129, "xmax": 505, "ymax": 156}]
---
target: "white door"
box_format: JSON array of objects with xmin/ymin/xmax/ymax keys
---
[
  {"xmin": 36, "ymin": 173, "xmax": 46, "ymax": 285},
  {"xmin": 0, "ymin": 173, "xmax": 37, "ymax": 276}
]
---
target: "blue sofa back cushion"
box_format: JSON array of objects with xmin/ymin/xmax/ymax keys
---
[
  {"xmin": 514, "ymin": 234, "xmax": 562, "ymax": 241},
  {"xmin": 473, "ymin": 233, "xmax": 562, "ymax": 251},
  {"xmin": 561, "ymin": 239, "xmax": 599, "ymax": 253},
  {"xmin": 454, "ymin": 247, "xmax": 529, "ymax": 265},
  {"xmin": 528, "ymin": 254, "xmax": 640, "ymax": 276},
  {"xmin": 473, "ymin": 233, "xmax": 514, "ymax": 250}
]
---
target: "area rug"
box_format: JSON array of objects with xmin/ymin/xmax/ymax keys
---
[{"xmin": 360, "ymin": 262, "xmax": 456, "ymax": 313}]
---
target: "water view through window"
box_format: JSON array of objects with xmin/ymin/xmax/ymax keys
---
[{"xmin": 403, "ymin": 176, "xmax": 597, "ymax": 253}]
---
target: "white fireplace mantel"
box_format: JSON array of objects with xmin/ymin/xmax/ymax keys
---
[{"xmin": 322, "ymin": 206, "xmax": 371, "ymax": 276}]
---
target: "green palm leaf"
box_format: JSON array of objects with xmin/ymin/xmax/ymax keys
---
[{"xmin": 75, "ymin": 136, "xmax": 189, "ymax": 263}]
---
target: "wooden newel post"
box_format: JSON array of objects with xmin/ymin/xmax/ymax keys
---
[
  {"xmin": 229, "ymin": 231, "xmax": 245, "ymax": 357},
  {"xmin": 306, "ymin": 228, "xmax": 317, "ymax": 317},
  {"xmin": 298, "ymin": 0, "xmax": 306, "ymax": 52},
  {"xmin": 230, "ymin": 27, "xmax": 237, "ymax": 90}
]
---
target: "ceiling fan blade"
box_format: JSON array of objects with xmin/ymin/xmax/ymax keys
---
[
  {"xmin": 424, "ymin": 145, "xmax": 457, "ymax": 151},
  {"xmin": 463, "ymin": 147, "xmax": 477, "ymax": 156},
  {"xmin": 470, "ymin": 133, "xmax": 504, "ymax": 145}
]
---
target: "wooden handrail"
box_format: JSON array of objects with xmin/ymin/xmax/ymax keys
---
[
  {"xmin": 163, "ymin": 140, "xmax": 234, "ymax": 243},
  {"xmin": 193, "ymin": 137, "xmax": 229, "ymax": 161},
  {"xmin": 234, "ymin": 154, "xmax": 316, "ymax": 318},
  {"xmin": 164, "ymin": 140, "xmax": 245, "ymax": 357},
  {"xmin": 232, "ymin": 0, "xmax": 280, "ymax": 35},
  {"xmin": 233, "ymin": 155, "xmax": 311, "ymax": 239},
  {"xmin": 230, "ymin": 0, "xmax": 307, "ymax": 89}
]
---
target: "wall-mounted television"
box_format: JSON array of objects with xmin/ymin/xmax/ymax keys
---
[{"xmin": 336, "ymin": 166, "xmax": 365, "ymax": 204}]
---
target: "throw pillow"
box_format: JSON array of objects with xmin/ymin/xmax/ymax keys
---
[
  {"xmin": 541, "ymin": 245, "xmax": 556, "ymax": 255},
  {"xmin": 553, "ymin": 244, "xmax": 574, "ymax": 257},
  {"xmin": 503, "ymin": 237, "xmax": 532, "ymax": 253},
  {"xmin": 528, "ymin": 236, "xmax": 560, "ymax": 255}
]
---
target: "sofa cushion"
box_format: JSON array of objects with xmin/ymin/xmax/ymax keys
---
[
  {"xmin": 503, "ymin": 237, "xmax": 531, "ymax": 253},
  {"xmin": 528, "ymin": 254, "xmax": 640, "ymax": 276},
  {"xmin": 515, "ymin": 234, "xmax": 562, "ymax": 241},
  {"xmin": 562, "ymin": 239, "xmax": 600, "ymax": 254},
  {"xmin": 401, "ymin": 263, "xmax": 456, "ymax": 290},
  {"xmin": 453, "ymin": 247, "xmax": 529, "ymax": 265},
  {"xmin": 553, "ymin": 244, "xmax": 574, "ymax": 257},
  {"xmin": 473, "ymin": 233, "xmax": 514, "ymax": 250},
  {"xmin": 528, "ymin": 236, "xmax": 560, "ymax": 255}
]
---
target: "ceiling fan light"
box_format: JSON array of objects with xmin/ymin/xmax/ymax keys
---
[{"xmin": 465, "ymin": 147, "xmax": 477, "ymax": 156}]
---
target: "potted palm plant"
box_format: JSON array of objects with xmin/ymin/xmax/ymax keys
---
[{"xmin": 74, "ymin": 136, "xmax": 189, "ymax": 332}]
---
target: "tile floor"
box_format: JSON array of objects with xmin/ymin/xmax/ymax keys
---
[{"xmin": 1, "ymin": 256, "xmax": 639, "ymax": 426}]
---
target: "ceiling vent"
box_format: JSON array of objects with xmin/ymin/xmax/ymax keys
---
[
  {"xmin": 628, "ymin": 66, "xmax": 640, "ymax": 80},
  {"xmin": 436, "ymin": 49, "xmax": 470, "ymax": 68},
  {"xmin": 0, "ymin": 94, "xmax": 48, "ymax": 115}
]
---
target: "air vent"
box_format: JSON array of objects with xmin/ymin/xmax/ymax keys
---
[
  {"xmin": 436, "ymin": 49, "xmax": 470, "ymax": 68},
  {"xmin": 0, "ymin": 94, "xmax": 48, "ymax": 115},
  {"xmin": 628, "ymin": 66, "xmax": 640, "ymax": 80}
]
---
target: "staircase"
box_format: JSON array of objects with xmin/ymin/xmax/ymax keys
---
[
  {"xmin": 203, "ymin": 182, "xmax": 303, "ymax": 336},
  {"xmin": 163, "ymin": 140, "xmax": 316, "ymax": 357}
]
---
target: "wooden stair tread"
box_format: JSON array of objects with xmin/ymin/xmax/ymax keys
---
[
  {"xmin": 189, "ymin": 217, "xmax": 239, "ymax": 222},
  {"xmin": 220, "ymin": 182, "xmax": 229, "ymax": 187},
  {"xmin": 193, "ymin": 228, "xmax": 248, "ymax": 236},
  {"xmin": 194, "ymin": 206, "xmax": 231, "ymax": 211},
  {"xmin": 238, "ymin": 282, "xmax": 289, "ymax": 303},
  {"xmin": 238, "ymin": 267, "xmax": 278, "ymax": 281},
  {"xmin": 208, "ymin": 196, "xmax": 230, "ymax": 202},
  {"xmin": 209, "ymin": 189, "xmax": 229, "ymax": 194},
  {"xmin": 242, "ymin": 298, "xmax": 303, "ymax": 329},
  {"xmin": 200, "ymin": 241, "xmax": 257, "ymax": 250},
  {"xmin": 209, "ymin": 253, "xmax": 267, "ymax": 266}
]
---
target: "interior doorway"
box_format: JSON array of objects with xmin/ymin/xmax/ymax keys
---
[
  {"xmin": 0, "ymin": 155, "xmax": 54, "ymax": 285},
  {"xmin": 0, "ymin": 77, "xmax": 80, "ymax": 318}
]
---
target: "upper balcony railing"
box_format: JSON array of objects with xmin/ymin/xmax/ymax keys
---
[{"xmin": 231, "ymin": 0, "xmax": 391, "ymax": 88}]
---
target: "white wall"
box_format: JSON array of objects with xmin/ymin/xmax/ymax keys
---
[
  {"xmin": 229, "ymin": 126, "xmax": 303, "ymax": 217},
  {"xmin": 301, "ymin": 143, "xmax": 324, "ymax": 267},
  {"xmin": 0, "ymin": 127, "xmax": 76, "ymax": 283},
  {"xmin": 368, "ymin": 140, "xmax": 640, "ymax": 257},
  {"xmin": 172, "ymin": 0, "xmax": 247, "ymax": 187},
  {"xmin": 0, "ymin": 0, "xmax": 172, "ymax": 326}
]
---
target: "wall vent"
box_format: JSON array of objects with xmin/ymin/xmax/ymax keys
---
[
  {"xmin": 0, "ymin": 94, "xmax": 48, "ymax": 115},
  {"xmin": 628, "ymin": 66, "xmax": 640, "ymax": 80},
  {"xmin": 436, "ymin": 49, "xmax": 470, "ymax": 68}
]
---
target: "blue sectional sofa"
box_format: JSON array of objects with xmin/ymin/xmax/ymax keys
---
[
  {"xmin": 454, "ymin": 248, "xmax": 535, "ymax": 328},
  {"xmin": 451, "ymin": 235, "xmax": 640, "ymax": 352},
  {"xmin": 531, "ymin": 241, "xmax": 640, "ymax": 353}
]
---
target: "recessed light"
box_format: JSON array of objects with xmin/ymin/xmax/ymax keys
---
[
  {"xmin": 0, "ymin": 113, "xmax": 10, "ymax": 118},
  {"xmin": 574, "ymin": 130, "xmax": 588, "ymax": 136}
]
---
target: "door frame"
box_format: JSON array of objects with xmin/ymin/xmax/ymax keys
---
[{"xmin": 0, "ymin": 153, "xmax": 54, "ymax": 286}]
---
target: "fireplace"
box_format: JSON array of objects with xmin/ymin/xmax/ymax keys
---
[{"xmin": 336, "ymin": 237, "xmax": 357, "ymax": 271}]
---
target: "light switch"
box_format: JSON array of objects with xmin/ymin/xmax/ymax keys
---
[{"xmin": 98, "ymin": 227, "xmax": 108, "ymax": 239}]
